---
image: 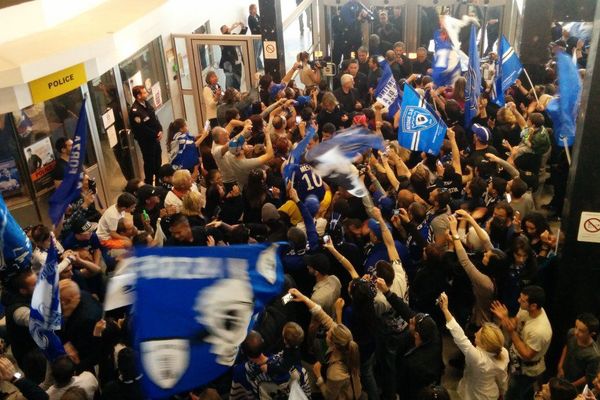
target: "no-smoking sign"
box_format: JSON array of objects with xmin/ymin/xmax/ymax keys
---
[
  {"xmin": 577, "ymin": 212, "xmax": 600, "ymax": 243},
  {"xmin": 263, "ymin": 40, "xmax": 277, "ymax": 60}
]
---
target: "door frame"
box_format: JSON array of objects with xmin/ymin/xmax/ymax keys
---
[{"xmin": 171, "ymin": 34, "xmax": 260, "ymax": 132}]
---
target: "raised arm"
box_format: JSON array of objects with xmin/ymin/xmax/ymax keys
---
[
  {"xmin": 446, "ymin": 127, "xmax": 462, "ymax": 175},
  {"xmin": 372, "ymin": 207, "xmax": 399, "ymax": 261},
  {"xmin": 288, "ymin": 288, "xmax": 336, "ymax": 330},
  {"xmin": 323, "ymin": 241, "xmax": 359, "ymax": 279},
  {"xmin": 455, "ymin": 209, "xmax": 493, "ymax": 251}
]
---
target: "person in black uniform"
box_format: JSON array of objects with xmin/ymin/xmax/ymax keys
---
[{"xmin": 129, "ymin": 85, "xmax": 163, "ymax": 185}]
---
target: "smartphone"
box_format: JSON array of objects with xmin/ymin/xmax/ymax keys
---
[
  {"xmin": 204, "ymin": 119, "xmax": 211, "ymax": 132},
  {"xmin": 281, "ymin": 293, "xmax": 294, "ymax": 305},
  {"xmin": 295, "ymin": 116, "xmax": 302, "ymax": 124},
  {"xmin": 323, "ymin": 235, "xmax": 331, "ymax": 244},
  {"xmin": 393, "ymin": 209, "xmax": 400, "ymax": 216}
]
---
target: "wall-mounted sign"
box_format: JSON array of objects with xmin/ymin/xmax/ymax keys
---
[
  {"xmin": 263, "ymin": 40, "xmax": 277, "ymax": 60},
  {"xmin": 29, "ymin": 63, "xmax": 87, "ymax": 104}
]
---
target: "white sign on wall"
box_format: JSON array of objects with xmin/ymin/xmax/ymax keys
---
[
  {"xmin": 577, "ymin": 211, "xmax": 600, "ymax": 243},
  {"xmin": 263, "ymin": 41, "xmax": 277, "ymax": 60}
]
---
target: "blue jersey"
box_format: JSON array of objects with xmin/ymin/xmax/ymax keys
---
[
  {"xmin": 291, "ymin": 163, "xmax": 325, "ymax": 202},
  {"xmin": 170, "ymin": 131, "xmax": 200, "ymax": 171}
]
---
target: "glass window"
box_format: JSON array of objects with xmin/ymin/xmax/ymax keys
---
[
  {"xmin": 119, "ymin": 37, "xmax": 171, "ymax": 110},
  {"xmin": 13, "ymin": 89, "xmax": 97, "ymax": 194},
  {"xmin": 0, "ymin": 113, "xmax": 32, "ymax": 206}
]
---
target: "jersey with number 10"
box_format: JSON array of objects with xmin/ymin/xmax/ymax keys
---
[{"xmin": 291, "ymin": 163, "xmax": 325, "ymax": 202}]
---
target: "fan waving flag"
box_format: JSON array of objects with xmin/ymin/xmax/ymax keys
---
[
  {"xmin": 465, "ymin": 24, "xmax": 482, "ymax": 128},
  {"xmin": 375, "ymin": 59, "xmax": 401, "ymax": 116},
  {"xmin": 132, "ymin": 244, "xmax": 283, "ymax": 399},
  {"xmin": 491, "ymin": 35, "xmax": 523, "ymax": 106},
  {"xmin": 283, "ymin": 125, "xmax": 316, "ymax": 183},
  {"xmin": 546, "ymin": 51, "xmax": 582, "ymax": 147},
  {"xmin": 432, "ymin": 28, "xmax": 462, "ymax": 87},
  {"xmin": 0, "ymin": 195, "xmax": 32, "ymax": 273},
  {"xmin": 398, "ymin": 84, "xmax": 447, "ymax": 155},
  {"xmin": 48, "ymin": 99, "xmax": 88, "ymax": 226},
  {"xmin": 29, "ymin": 241, "xmax": 66, "ymax": 361},
  {"xmin": 305, "ymin": 126, "xmax": 384, "ymax": 197}
]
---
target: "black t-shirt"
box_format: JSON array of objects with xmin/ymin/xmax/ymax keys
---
[
  {"xmin": 436, "ymin": 173, "xmax": 463, "ymax": 200},
  {"xmin": 167, "ymin": 226, "xmax": 208, "ymax": 246},
  {"xmin": 52, "ymin": 158, "xmax": 68, "ymax": 181},
  {"xmin": 333, "ymin": 88, "xmax": 361, "ymax": 114},
  {"xmin": 412, "ymin": 59, "xmax": 432, "ymax": 75},
  {"xmin": 467, "ymin": 145, "xmax": 499, "ymax": 168}
]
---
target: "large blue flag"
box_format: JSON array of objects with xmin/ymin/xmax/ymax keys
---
[
  {"xmin": 375, "ymin": 60, "xmax": 401, "ymax": 116},
  {"xmin": 305, "ymin": 126, "xmax": 384, "ymax": 197},
  {"xmin": 491, "ymin": 35, "xmax": 523, "ymax": 106},
  {"xmin": 29, "ymin": 241, "xmax": 66, "ymax": 361},
  {"xmin": 48, "ymin": 100, "xmax": 88, "ymax": 226},
  {"xmin": 398, "ymin": 84, "xmax": 447, "ymax": 155},
  {"xmin": 0, "ymin": 194, "xmax": 32, "ymax": 272},
  {"xmin": 283, "ymin": 125, "xmax": 316, "ymax": 183},
  {"xmin": 131, "ymin": 244, "xmax": 283, "ymax": 399},
  {"xmin": 465, "ymin": 25, "xmax": 482, "ymax": 128},
  {"xmin": 432, "ymin": 29, "xmax": 462, "ymax": 87},
  {"xmin": 546, "ymin": 51, "xmax": 582, "ymax": 147}
]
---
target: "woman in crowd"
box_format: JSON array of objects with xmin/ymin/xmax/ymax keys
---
[{"xmin": 203, "ymin": 71, "xmax": 222, "ymax": 128}]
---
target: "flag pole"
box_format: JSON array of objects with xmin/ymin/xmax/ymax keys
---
[
  {"xmin": 561, "ymin": 136, "xmax": 572, "ymax": 166},
  {"xmin": 522, "ymin": 68, "xmax": 540, "ymax": 103}
]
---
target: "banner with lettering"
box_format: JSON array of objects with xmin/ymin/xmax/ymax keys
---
[{"xmin": 131, "ymin": 244, "xmax": 283, "ymax": 398}]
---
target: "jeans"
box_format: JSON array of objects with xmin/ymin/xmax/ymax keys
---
[
  {"xmin": 505, "ymin": 373, "xmax": 538, "ymax": 400},
  {"xmin": 360, "ymin": 353, "xmax": 379, "ymax": 400},
  {"xmin": 254, "ymin": 40, "xmax": 264, "ymax": 70}
]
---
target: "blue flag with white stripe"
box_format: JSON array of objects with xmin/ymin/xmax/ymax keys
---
[
  {"xmin": 491, "ymin": 35, "xmax": 523, "ymax": 106},
  {"xmin": 306, "ymin": 126, "xmax": 384, "ymax": 197},
  {"xmin": 0, "ymin": 195, "xmax": 32, "ymax": 273},
  {"xmin": 546, "ymin": 51, "xmax": 581, "ymax": 147},
  {"xmin": 398, "ymin": 84, "xmax": 447, "ymax": 155},
  {"xmin": 432, "ymin": 29, "xmax": 462, "ymax": 87},
  {"xmin": 283, "ymin": 125, "xmax": 316, "ymax": 183},
  {"xmin": 465, "ymin": 25, "xmax": 482, "ymax": 128},
  {"xmin": 375, "ymin": 60, "xmax": 401, "ymax": 116},
  {"xmin": 48, "ymin": 100, "xmax": 88, "ymax": 226},
  {"xmin": 131, "ymin": 244, "xmax": 283, "ymax": 399},
  {"xmin": 29, "ymin": 241, "xmax": 66, "ymax": 361}
]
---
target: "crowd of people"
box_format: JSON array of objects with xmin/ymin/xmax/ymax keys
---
[{"xmin": 0, "ymin": 2, "xmax": 598, "ymax": 400}]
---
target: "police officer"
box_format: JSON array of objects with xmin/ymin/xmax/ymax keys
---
[{"xmin": 129, "ymin": 85, "xmax": 163, "ymax": 184}]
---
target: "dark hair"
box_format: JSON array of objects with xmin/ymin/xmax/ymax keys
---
[
  {"xmin": 272, "ymin": 115, "xmax": 285, "ymax": 130},
  {"xmin": 31, "ymin": 224, "xmax": 51, "ymax": 244},
  {"xmin": 322, "ymin": 122, "xmax": 336, "ymax": 134},
  {"xmin": 124, "ymin": 178, "xmax": 142, "ymax": 195},
  {"xmin": 7, "ymin": 268, "xmax": 35, "ymax": 293},
  {"xmin": 576, "ymin": 313, "xmax": 600, "ymax": 338},
  {"xmin": 228, "ymin": 225, "xmax": 251, "ymax": 244},
  {"xmin": 117, "ymin": 192, "xmax": 137, "ymax": 209},
  {"xmin": 249, "ymin": 114, "xmax": 264, "ymax": 135},
  {"xmin": 167, "ymin": 118, "xmax": 187, "ymax": 152},
  {"xmin": 51, "ymin": 355, "xmax": 75, "ymax": 387},
  {"xmin": 54, "ymin": 137, "xmax": 69, "ymax": 154},
  {"xmin": 259, "ymin": 74, "xmax": 273, "ymax": 91},
  {"xmin": 348, "ymin": 278, "xmax": 377, "ymax": 332},
  {"xmin": 424, "ymin": 243, "xmax": 446, "ymax": 265},
  {"xmin": 469, "ymin": 176, "xmax": 487, "ymax": 199},
  {"xmin": 287, "ymin": 227, "xmax": 306, "ymax": 251},
  {"xmin": 132, "ymin": 232, "xmax": 151, "ymax": 246},
  {"xmin": 494, "ymin": 201, "xmax": 514, "ymax": 220},
  {"xmin": 521, "ymin": 212, "xmax": 550, "ymax": 238},
  {"xmin": 414, "ymin": 314, "xmax": 437, "ymax": 343},
  {"xmin": 436, "ymin": 189, "xmax": 451, "ymax": 209},
  {"xmin": 170, "ymin": 213, "xmax": 190, "ymax": 228},
  {"xmin": 205, "ymin": 71, "xmax": 217, "ymax": 85},
  {"xmin": 374, "ymin": 260, "xmax": 394, "ymax": 286},
  {"xmin": 241, "ymin": 330, "xmax": 264, "ymax": 359},
  {"xmin": 245, "ymin": 169, "xmax": 267, "ymax": 208},
  {"xmin": 224, "ymin": 108, "xmax": 239, "ymax": 124},
  {"xmin": 445, "ymin": 99, "xmax": 462, "ymax": 123},
  {"xmin": 521, "ymin": 285, "xmax": 546, "ymax": 309},
  {"xmin": 510, "ymin": 178, "xmax": 528, "ymax": 198},
  {"xmin": 131, "ymin": 85, "xmax": 145, "ymax": 98},
  {"xmin": 529, "ymin": 112, "xmax": 545, "ymax": 128},
  {"xmin": 222, "ymin": 88, "xmax": 238, "ymax": 104},
  {"xmin": 548, "ymin": 377, "xmax": 577, "ymax": 400},
  {"xmin": 490, "ymin": 176, "xmax": 507, "ymax": 196},
  {"xmin": 117, "ymin": 347, "xmax": 140, "ymax": 381}
]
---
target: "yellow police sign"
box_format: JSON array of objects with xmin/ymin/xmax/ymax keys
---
[{"xmin": 29, "ymin": 63, "xmax": 87, "ymax": 103}]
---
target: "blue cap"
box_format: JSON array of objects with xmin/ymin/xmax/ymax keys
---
[
  {"xmin": 367, "ymin": 218, "xmax": 391, "ymax": 240},
  {"xmin": 228, "ymin": 135, "xmax": 245, "ymax": 154},
  {"xmin": 269, "ymin": 83, "xmax": 287, "ymax": 98},
  {"xmin": 304, "ymin": 194, "xmax": 320, "ymax": 216},
  {"xmin": 378, "ymin": 196, "xmax": 395, "ymax": 219},
  {"xmin": 295, "ymin": 95, "xmax": 311, "ymax": 108},
  {"xmin": 472, "ymin": 123, "xmax": 490, "ymax": 144}
]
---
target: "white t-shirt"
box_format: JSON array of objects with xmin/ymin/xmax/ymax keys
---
[
  {"xmin": 46, "ymin": 371, "xmax": 98, "ymax": 400},
  {"xmin": 222, "ymin": 154, "xmax": 263, "ymax": 189},
  {"xmin": 311, "ymin": 275, "xmax": 341, "ymax": 317},
  {"xmin": 374, "ymin": 259, "xmax": 409, "ymax": 315},
  {"xmin": 96, "ymin": 205, "xmax": 124, "ymax": 241},
  {"xmin": 511, "ymin": 308, "xmax": 553, "ymax": 377}
]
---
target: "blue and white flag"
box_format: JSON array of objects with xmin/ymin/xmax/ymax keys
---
[
  {"xmin": 546, "ymin": 51, "xmax": 582, "ymax": 147},
  {"xmin": 306, "ymin": 126, "xmax": 384, "ymax": 197},
  {"xmin": 132, "ymin": 244, "xmax": 283, "ymax": 399},
  {"xmin": 48, "ymin": 100, "xmax": 88, "ymax": 226},
  {"xmin": 398, "ymin": 84, "xmax": 447, "ymax": 155},
  {"xmin": 491, "ymin": 35, "xmax": 523, "ymax": 106},
  {"xmin": 375, "ymin": 60, "xmax": 401, "ymax": 116},
  {"xmin": 465, "ymin": 24, "xmax": 482, "ymax": 128},
  {"xmin": 283, "ymin": 125, "xmax": 316, "ymax": 183},
  {"xmin": 0, "ymin": 194, "xmax": 32, "ymax": 272},
  {"xmin": 432, "ymin": 29, "xmax": 462, "ymax": 87},
  {"xmin": 29, "ymin": 241, "xmax": 66, "ymax": 361}
]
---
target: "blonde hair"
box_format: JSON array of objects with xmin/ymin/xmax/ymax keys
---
[
  {"xmin": 497, "ymin": 107, "xmax": 516, "ymax": 126},
  {"xmin": 321, "ymin": 92, "xmax": 338, "ymax": 108},
  {"xmin": 282, "ymin": 322, "xmax": 304, "ymax": 347},
  {"xmin": 172, "ymin": 169, "xmax": 192, "ymax": 191},
  {"xmin": 478, "ymin": 323, "xmax": 506, "ymax": 359},
  {"xmin": 330, "ymin": 324, "xmax": 362, "ymax": 395},
  {"xmin": 181, "ymin": 191, "xmax": 202, "ymax": 216}
]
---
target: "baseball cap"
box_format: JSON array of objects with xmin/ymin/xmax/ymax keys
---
[
  {"xmin": 269, "ymin": 83, "xmax": 287, "ymax": 98},
  {"xmin": 158, "ymin": 164, "xmax": 176, "ymax": 179},
  {"xmin": 472, "ymin": 123, "xmax": 490, "ymax": 144},
  {"xmin": 367, "ymin": 218, "xmax": 391, "ymax": 240},
  {"xmin": 303, "ymin": 253, "xmax": 331, "ymax": 275},
  {"xmin": 295, "ymin": 96, "xmax": 311, "ymax": 108},
  {"xmin": 72, "ymin": 215, "xmax": 97, "ymax": 234},
  {"xmin": 377, "ymin": 196, "xmax": 395, "ymax": 219}
]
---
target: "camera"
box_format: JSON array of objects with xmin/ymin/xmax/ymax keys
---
[
  {"xmin": 281, "ymin": 293, "xmax": 294, "ymax": 304},
  {"xmin": 88, "ymin": 178, "xmax": 97, "ymax": 194}
]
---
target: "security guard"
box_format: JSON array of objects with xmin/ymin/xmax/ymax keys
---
[{"xmin": 129, "ymin": 85, "xmax": 163, "ymax": 184}]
